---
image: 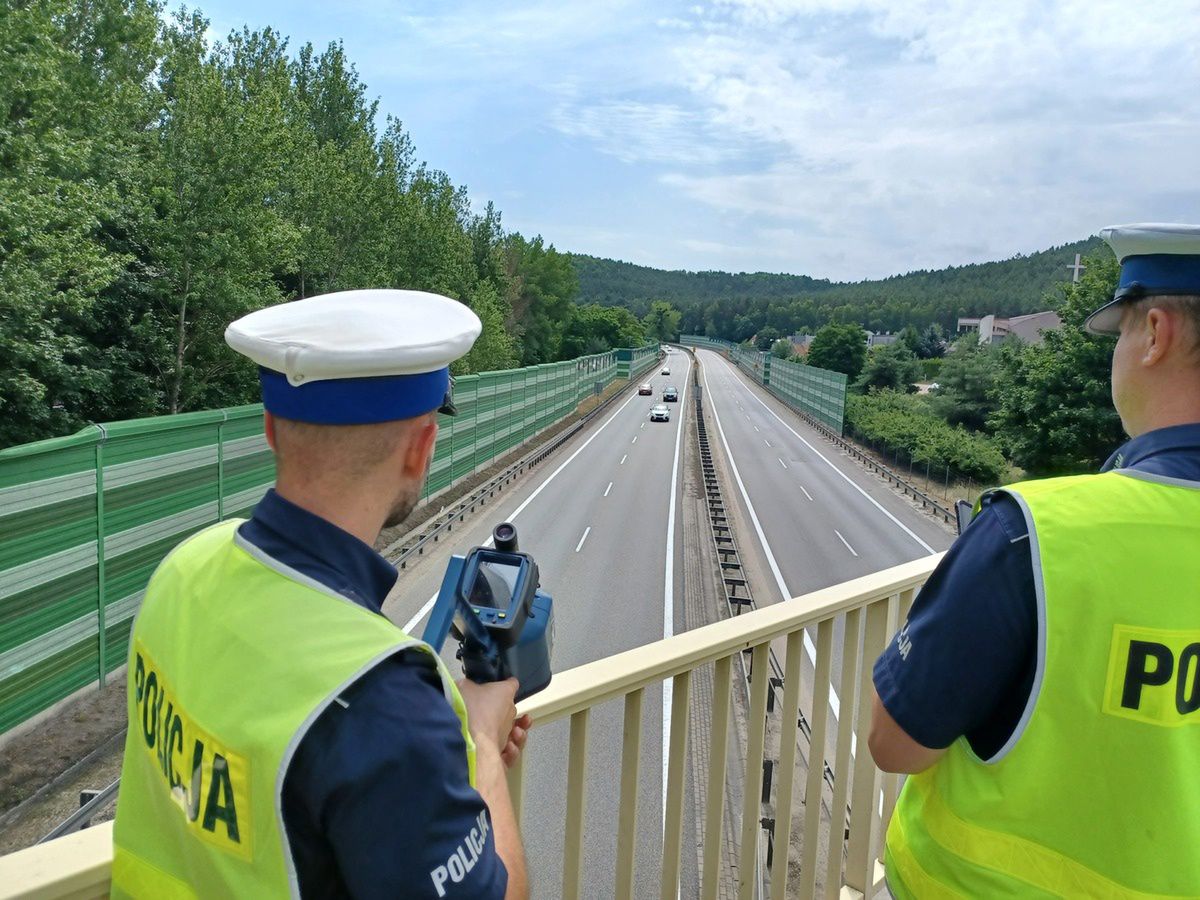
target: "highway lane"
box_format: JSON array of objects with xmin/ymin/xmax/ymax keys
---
[
  {"xmin": 695, "ymin": 347, "xmax": 949, "ymax": 598},
  {"xmin": 381, "ymin": 350, "xmax": 692, "ymax": 899}
]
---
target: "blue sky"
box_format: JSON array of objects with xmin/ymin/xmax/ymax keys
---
[{"xmin": 195, "ymin": 0, "xmax": 1200, "ymax": 281}]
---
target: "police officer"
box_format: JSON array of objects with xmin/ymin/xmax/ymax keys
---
[
  {"xmin": 112, "ymin": 289, "xmax": 530, "ymax": 898},
  {"xmin": 870, "ymin": 224, "xmax": 1200, "ymax": 897}
]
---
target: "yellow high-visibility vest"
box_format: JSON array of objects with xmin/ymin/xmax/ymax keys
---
[
  {"xmin": 111, "ymin": 520, "xmax": 474, "ymax": 899},
  {"xmin": 886, "ymin": 471, "xmax": 1200, "ymax": 897}
]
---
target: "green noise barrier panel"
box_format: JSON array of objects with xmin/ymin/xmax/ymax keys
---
[
  {"xmin": 0, "ymin": 344, "xmax": 658, "ymax": 735},
  {"xmin": 680, "ymin": 334, "xmax": 847, "ymax": 434}
]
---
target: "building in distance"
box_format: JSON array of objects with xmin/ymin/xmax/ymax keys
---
[{"xmin": 956, "ymin": 311, "xmax": 1062, "ymax": 345}]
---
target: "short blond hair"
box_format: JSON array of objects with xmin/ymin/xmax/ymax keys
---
[
  {"xmin": 272, "ymin": 416, "xmax": 429, "ymax": 481},
  {"xmin": 1129, "ymin": 295, "xmax": 1200, "ymax": 356}
]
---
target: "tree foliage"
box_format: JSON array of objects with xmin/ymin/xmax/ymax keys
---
[
  {"xmin": 770, "ymin": 339, "xmax": 793, "ymax": 360},
  {"xmin": 641, "ymin": 300, "xmax": 682, "ymax": 343},
  {"xmin": 847, "ymin": 391, "xmax": 1007, "ymax": 483},
  {"xmin": 989, "ymin": 253, "xmax": 1125, "ymax": 474},
  {"xmin": 0, "ymin": 2, "xmax": 640, "ymax": 449},
  {"xmin": 855, "ymin": 344, "xmax": 921, "ymax": 394},
  {"xmin": 559, "ymin": 304, "xmax": 644, "ymax": 359},
  {"xmin": 929, "ymin": 338, "xmax": 1004, "ymax": 432},
  {"xmin": 807, "ymin": 324, "xmax": 867, "ymax": 379}
]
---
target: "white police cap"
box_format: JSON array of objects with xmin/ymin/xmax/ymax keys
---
[
  {"xmin": 1085, "ymin": 223, "xmax": 1200, "ymax": 335},
  {"xmin": 225, "ymin": 289, "xmax": 482, "ymax": 424}
]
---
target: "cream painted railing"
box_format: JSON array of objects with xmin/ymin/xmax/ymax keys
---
[{"xmin": 0, "ymin": 554, "xmax": 939, "ymax": 900}]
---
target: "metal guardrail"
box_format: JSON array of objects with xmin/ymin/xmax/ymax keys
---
[
  {"xmin": 690, "ymin": 352, "xmax": 838, "ymax": 879},
  {"xmin": 37, "ymin": 779, "xmax": 119, "ymax": 844}
]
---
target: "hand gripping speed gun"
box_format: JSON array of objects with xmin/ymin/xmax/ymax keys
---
[{"xmin": 422, "ymin": 522, "xmax": 554, "ymax": 701}]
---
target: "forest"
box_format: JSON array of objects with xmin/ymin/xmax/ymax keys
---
[
  {"xmin": 0, "ymin": 0, "xmax": 667, "ymax": 448},
  {"xmin": 573, "ymin": 236, "xmax": 1103, "ymax": 338}
]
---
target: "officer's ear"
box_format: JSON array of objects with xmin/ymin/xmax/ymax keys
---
[
  {"xmin": 1143, "ymin": 306, "xmax": 1177, "ymax": 368},
  {"xmin": 400, "ymin": 414, "xmax": 439, "ymax": 479},
  {"xmin": 264, "ymin": 411, "xmax": 279, "ymax": 453}
]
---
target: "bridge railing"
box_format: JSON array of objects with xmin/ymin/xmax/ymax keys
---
[{"xmin": 0, "ymin": 554, "xmax": 939, "ymax": 899}]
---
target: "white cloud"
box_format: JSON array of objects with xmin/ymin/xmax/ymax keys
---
[
  {"xmin": 551, "ymin": 100, "xmax": 741, "ymax": 165},
  {"xmin": 632, "ymin": 0, "xmax": 1200, "ymax": 276},
  {"xmin": 247, "ymin": 0, "xmax": 1200, "ymax": 279}
]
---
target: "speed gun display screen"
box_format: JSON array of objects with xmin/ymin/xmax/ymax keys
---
[{"xmin": 468, "ymin": 560, "xmax": 521, "ymax": 610}]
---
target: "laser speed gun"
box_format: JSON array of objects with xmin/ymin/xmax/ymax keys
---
[{"xmin": 422, "ymin": 522, "xmax": 554, "ymax": 701}]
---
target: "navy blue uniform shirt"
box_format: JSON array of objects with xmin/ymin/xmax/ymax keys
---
[
  {"xmin": 874, "ymin": 424, "xmax": 1200, "ymax": 758},
  {"xmin": 238, "ymin": 490, "xmax": 507, "ymax": 899}
]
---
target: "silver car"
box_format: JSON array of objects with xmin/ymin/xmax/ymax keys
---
[{"xmin": 650, "ymin": 404, "xmax": 670, "ymax": 422}]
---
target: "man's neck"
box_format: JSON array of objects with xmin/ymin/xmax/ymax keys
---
[{"xmin": 272, "ymin": 481, "xmax": 385, "ymax": 549}]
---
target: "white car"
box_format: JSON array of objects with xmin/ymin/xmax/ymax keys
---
[
  {"xmin": 661, "ymin": 367, "xmax": 670, "ymax": 375},
  {"xmin": 650, "ymin": 404, "xmax": 670, "ymax": 422}
]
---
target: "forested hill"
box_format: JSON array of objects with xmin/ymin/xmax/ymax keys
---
[{"xmin": 571, "ymin": 235, "xmax": 1106, "ymax": 336}]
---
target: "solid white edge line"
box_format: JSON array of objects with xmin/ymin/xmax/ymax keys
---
[
  {"xmin": 733, "ymin": 363, "xmax": 937, "ymax": 555},
  {"xmin": 699, "ymin": 354, "xmax": 842, "ymax": 722},
  {"xmin": 402, "ymin": 386, "xmax": 643, "ymax": 634},
  {"xmin": 575, "ymin": 526, "xmax": 591, "ymax": 553},
  {"xmin": 662, "ymin": 351, "xmax": 691, "ymax": 832},
  {"xmin": 834, "ymin": 529, "xmax": 859, "ymax": 557},
  {"xmin": 604, "ymin": 481, "xmax": 613, "ymax": 497}
]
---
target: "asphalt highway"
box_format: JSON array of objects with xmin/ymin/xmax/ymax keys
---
[
  {"xmin": 382, "ymin": 350, "xmax": 693, "ymax": 899},
  {"xmin": 379, "ymin": 346, "xmax": 952, "ymax": 899},
  {"xmin": 695, "ymin": 348, "xmax": 950, "ymax": 598}
]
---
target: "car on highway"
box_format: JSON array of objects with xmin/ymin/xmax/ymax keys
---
[
  {"xmin": 663, "ymin": 386, "xmax": 679, "ymax": 402},
  {"xmin": 661, "ymin": 366, "xmax": 670, "ymax": 375},
  {"xmin": 650, "ymin": 404, "xmax": 670, "ymax": 422},
  {"xmin": 638, "ymin": 383, "xmax": 653, "ymax": 395}
]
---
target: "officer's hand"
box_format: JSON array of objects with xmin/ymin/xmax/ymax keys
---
[
  {"xmin": 458, "ymin": 677, "xmax": 519, "ymax": 755},
  {"xmin": 501, "ymin": 714, "xmax": 532, "ymax": 769}
]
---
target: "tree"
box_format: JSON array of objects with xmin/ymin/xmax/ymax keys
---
[
  {"xmin": 642, "ymin": 300, "xmax": 682, "ymax": 343},
  {"xmin": 898, "ymin": 324, "xmax": 922, "ymax": 357},
  {"xmin": 929, "ymin": 337, "xmax": 1003, "ymax": 432},
  {"xmin": 755, "ymin": 326, "xmax": 781, "ymax": 351},
  {"xmin": 807, "ymin": 323, "xmax": 867, "ymax": 379},
  {"xmin": 770, "ymin": 339, "xmax": 793, "ymax": 360},
  {"xmin": 919, "ymin": 323, "xmax": 947, "ymax": 358},
  {"xmin": 455, "ymin": 282, "xmax": 517, "ymax": 374},
  {"xmin": 990, "ymin": 253, "xmax": 1125, "ymax": 474},
  {"xmin": 558, "ymin": 304, "xmax": 645, "ymax": 359},
  {"xmin": 0, "ymin": 0, "xmax": 160, "ymax": 446},
  {"xmin": 855, "ymin": 344, "xmax": 921, "ymax": 393},
  {"xmin": 505, "ymin": 234, "xmax": 578, "ymax": 365}
]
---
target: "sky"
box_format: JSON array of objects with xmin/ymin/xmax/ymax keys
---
[{"xmin": 195, "ymin": 0, "xmax": 1200, "ymax": 281}]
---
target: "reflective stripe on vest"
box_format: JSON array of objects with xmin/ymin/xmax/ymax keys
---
[
  {"xmin": 886, "ymin": 471, "xmax": 1200, "ymax": 898},
  {"xmin": 112, "ymin": 520, "xmax": 475, "ymax": 899}
]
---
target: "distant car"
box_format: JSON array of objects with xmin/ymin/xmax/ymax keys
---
[
  {"xmin": 638, "ymin": 383, "xmax": 653, "ymax": 395},
  {"xmin": 661, "ymin": 367, "xmax": 670, "ymax": 375},
  {"xmin": 650, "ymin": 404, "xmax": 670, "ymax": 422},
  {"xmin": 663, "ymin": 386, "xmax": 679, "ymax": 402}
]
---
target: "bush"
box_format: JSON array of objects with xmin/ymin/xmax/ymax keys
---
[{"xmin": 846, "ymin": 391, "xmax": 1007, "ymax": 484}]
